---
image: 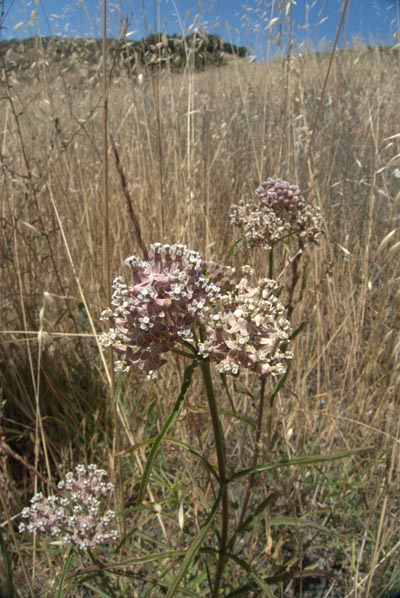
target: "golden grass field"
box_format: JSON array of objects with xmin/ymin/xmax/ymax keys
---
[{"xmin": 1, "ymin": 29, "xmax": 400, "ymax": 597}]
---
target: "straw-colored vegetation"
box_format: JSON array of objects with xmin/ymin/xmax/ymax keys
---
[{"xmin": 1, "ymin": 26, "xmax": 400, "ymax": 597}]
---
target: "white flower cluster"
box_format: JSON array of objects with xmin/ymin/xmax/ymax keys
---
[
  {"xmin": 19, "ymin": 464, "xmax": 118, "ymax": 550},
  {"xmin": 199, "ymin": 275, "xmax": 293, "ymax": 378},
  {"xmin": 231, "ymin": 177, "xmax": 323, "ymax": 249},
  {"xmin": 99, "ymin": 243, "xmax": 222, "ymax": 379}
]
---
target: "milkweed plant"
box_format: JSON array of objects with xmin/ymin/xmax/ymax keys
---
[{"xmin": 20, "ymin": 178, "xmax": 324, "ymax": 596}]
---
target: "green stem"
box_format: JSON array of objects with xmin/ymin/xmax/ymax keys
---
[
  {"xmin": 200, "ymin": 358, "xmax": 229, "ymax": 598},
  {"xmin": 268, "ymin": 246, "xmax": 274, "ymax": 279}
]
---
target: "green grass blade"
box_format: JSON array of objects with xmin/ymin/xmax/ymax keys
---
[
  {"xmin": 138, "ymin": 358, "xmax": 200, "ymax": 502},
  {"xmin": 165, "ymin": 489, "xmax": 222, "ymax": 598}
]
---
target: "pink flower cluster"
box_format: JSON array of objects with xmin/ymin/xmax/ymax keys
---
[
  {"xmin": 99, "ymin": 243, "xmax": 222, "ymax": 379},
  {"xmin": 19, "ymin": 465, "xmax": 118, "ymax": 550},
  {"xmin": 199, "ymin": 271, "xmax": 293, "ymax": 378},
  {"xmin": 230, "ymin": 177, "xmax": 323, "ymax": 249}
]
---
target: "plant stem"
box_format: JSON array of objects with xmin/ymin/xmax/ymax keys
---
[
  {"xmin": 268, "ymin": 246, "xmax": 274, "ymax": 279},
  {"xmin": 200, "ymin": 358, "xmax": 229, "ymax": 598}
]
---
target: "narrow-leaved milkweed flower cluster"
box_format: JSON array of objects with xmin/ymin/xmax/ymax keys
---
[
  {"xmin": 19, "ymin": 465, "xmax": 118, "ymax": 550},
  {"xmin": 100, "ymin": 244, "xmax": 293, "ymax": 380},
  {"xmin": 230, "ymin": 177, "xmax": 323, "ymax": 249},
  {"xmin": 99, "ymin": 243, "xmax": 223, "ymax": 379},
  {"xmin": 199, "ymin": 270, "xmax": 293, "ymax": 378}
]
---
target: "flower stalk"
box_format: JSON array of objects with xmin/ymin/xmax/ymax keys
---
[{"xmin": 199, "ymin": 357, "xmax": 229, "ymax": 598}]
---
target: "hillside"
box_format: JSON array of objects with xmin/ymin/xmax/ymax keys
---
[{"xmin": 0, "ymin": 32, "xmax": 249, "ymax": 78}]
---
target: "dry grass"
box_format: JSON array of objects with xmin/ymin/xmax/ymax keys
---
[{"xmin": 1, "ymin": 30, "xmax": 400, "ymax": 597}]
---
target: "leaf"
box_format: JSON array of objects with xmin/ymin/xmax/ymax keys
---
[
  {"xmin": 270, "ymin": 515, "xmax": 349, "ymax": 538},
  {"xmin": 117, "ymin": 437, "xmax": 218, "ymax": 513},
  {"xmin": 289, "ymin": 321, "xmax": 306, "ymax": 341},
  {"xmin": 229, "ymin": 447, "xmax": 372, "ymax": 481},
  {"xmin": 229, "ymin": 493, "xmax": 280, "ymax": 550},
  {"xmin": 225, "ymin": 236, "xmax": 244, "ymax": 260},
  {"xmin": 165, "ymin": 490, "xmax": 222, "ymax": 597},
  {"xmin": 79, "ymin": 583, "xmax": 115, "ymax": 598},
  {"xmin": 104, "ymin": 550, "xmax": 186, "ymax": 568},
  {"xmin": 226, "ymin": 552, "xmax": 276, "ymax": 597},
  {"xmin": 270, "ymin": 367, "xmax": 290, "ymax": 402},
  {"xmin": 57, "ymin": 547, "xmax": 74, "ymax": 598},
  {"xmin": 165, "ymin": 438, "xmax": 218, "ymax": 479},
  {"xmin": 138, "ymin": 359, "xmax": 200, "ymax": 501}
]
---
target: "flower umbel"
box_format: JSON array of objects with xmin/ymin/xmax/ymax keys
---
[
  {"xmin": 199, "ymin": 272, "xmax": 293, "ymax": 378},
  {"xmin": 99, "ymin": 243, "xmax": 222, "ymax": 379},
  {"xmin": 19, "ymin": 464, "xmax": 118, "ymax": 550},
  {"xmin": 230, "ymin": 177, "xmax": 323, "ymax": 249}
]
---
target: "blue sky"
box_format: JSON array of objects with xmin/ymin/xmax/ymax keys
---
[{"xmin": 1, "ymin": 1, "xmax": 399, "ymax": 57}]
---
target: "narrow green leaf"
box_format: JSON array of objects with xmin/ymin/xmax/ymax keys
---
[
  {"xmin": 117, "ymin": 437, "xmax": 218, "ymax": 492},
  {"xmin": 219, "ymin": 408, "xmax": 255, "ymax": 428},
  {"xmin": 57, "ymin": 547, "xmax": 74, "ymax": 598},
  {"xmin": 289, "ymin": 320, "xmax": 306, "ymax": 340},
  {"xmin": 166, "ymin": 438, "xmax": 218, "ymax": 479},
  {"xmin": 270, "ymin": 366, "xmax": 290, "ymax": 402},
  {"xmin": 226, "ymin": 552, "xmax": 276, "ymax": 597},
  {"xmin": 225, "ymin": 584, "xmax": 256, "ymax": 597},
  {"xmin": 270, "ymin": 516, "xmax": 348, "ymax": 538},
  {"xmin": 228, "ymin": 493, "xmax": 279, "ymax": 550},
  {"xmin": 80, "ymin": 582, "xmax": 117, "ymax": 598},
  {"xmin": 229, "ymin": 447, "xmax": 371, "ymax": 481},
  {"xmin": 165, "ymin": 490, "xmax": 222, "ymax": 598},
  {"xmin": 218, "ymin": 372, "xmax": 237, "ymax": 412},
  {"xmin": 104, "ymin": 550, "xmax": 186, "ymax": 568},
  {"xmin": 138, "ymin": 359, "xmax": 200, "ymax": 501},
  {"xmin": 225, "ymin": 236, "xmax": 244, "ymax": 260}
]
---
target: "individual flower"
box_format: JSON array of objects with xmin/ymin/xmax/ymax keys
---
[
  {"xmin": 99, "ymin": 243, "xmax": 223, "ymax": 379},
  {"xmin": 198, "ymin": 272, "xmax": 293, "ymax": 378},
  {"xmin": 230, "ymin": 177, "xmax": 323, "ymax": 249},
  {"xmin": 19, "ymin": 464, "xmax": 118, "ymax": 550}
]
